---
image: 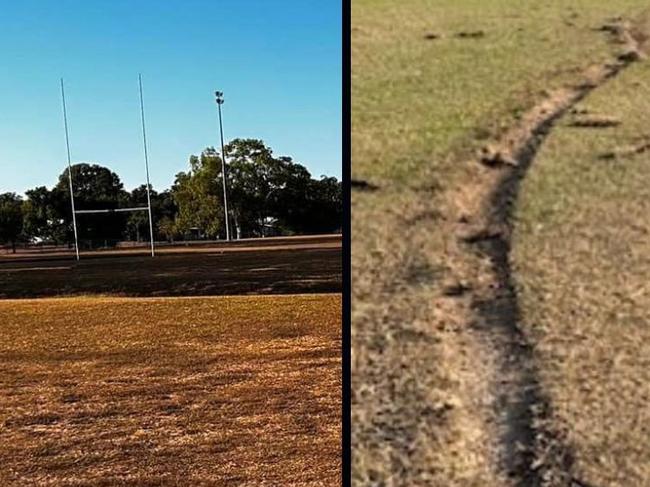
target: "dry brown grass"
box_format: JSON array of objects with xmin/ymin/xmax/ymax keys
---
[
  {"xmin": 353, "ymin": 1, "xmax": 650, "ymax": 485},
  {"xmin": 0, "ymin": 294, "xmax": 341, "ymax": 486},
  {"xmin": 513, "ymin": 56, "xmax": 650, "ymax": 485}
]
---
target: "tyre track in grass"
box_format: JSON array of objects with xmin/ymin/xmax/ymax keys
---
[
  {"xmin": 454, "ymin": 16, "xmax": 647, "ymax": 486},
  {"xmin": 351, "ymin": 12, "xmax": 648, "ymax": 486}
]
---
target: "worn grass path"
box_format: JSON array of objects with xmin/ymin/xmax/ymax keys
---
[{"xmin": 453, "ymin": 18, "xmax": 647, "ymax": 485}]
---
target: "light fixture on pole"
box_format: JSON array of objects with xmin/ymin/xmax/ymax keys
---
[{"xmin": 215, "ymin": 91, "xmax": 231, "ymax": 241}]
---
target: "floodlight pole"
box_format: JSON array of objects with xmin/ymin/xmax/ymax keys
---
[
  {"xmin": 138, "ymin": 74, "xmax": 155, "ymax": 257},
  {"xmin": 215, "ymin": 91, "xmax": 231, "ymax": 241},
  {"xmin": 60, "ymin": 78, "xmax": 80, "ymax": 261}
]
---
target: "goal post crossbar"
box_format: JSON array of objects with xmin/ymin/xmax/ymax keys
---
[{"xmin": 75, "ymin": 207, "xmax": 149, "ymax": 215}]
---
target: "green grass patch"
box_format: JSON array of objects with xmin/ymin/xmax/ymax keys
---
[{"xmin": 353, "ymin": 0, "xmax": 645, "ymax": 185}]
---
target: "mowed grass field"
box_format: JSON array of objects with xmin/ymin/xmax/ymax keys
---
[
  {"xmin": 353, "ymin": 1, "xmax": 650, "ymax": 485},
  {"xmin": 0, "ymin": 294, "xmax": 341, "ymax": 486}
]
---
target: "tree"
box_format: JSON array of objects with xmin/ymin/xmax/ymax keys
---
[
  {"xmin": 52, "ymin": 163, "xmax": 130, "ymax": 248},
  {"xmin": 158, "ymin": 216, "xmax": 179, "ymax": 242},
  {"xmin": 23, "ymin": 186, "xmax": 54, "ymax": 243},
  {"xmin": 172, "ymin": 152, "xmax": 224, "ymax": 239},
  {"xmin": 220, "ymin": 139, "xmax": 310, "ymax": 237},
  {"xmin": 154, "ymin": 190, "xmax": 178, "ymax": 240},
  {"xmin": 222, "ymin": 138, "xmax": 342, "ymax": 236},
  {"xmin": 306, "ymin": 176, "xmax": 342, "ymax": 233},
  {"xmin": 173, "ymin": 139, "xmax": 343, "ymax": 239},
  {"xmin": 14, "ymin": 141, "xmax": 340, "ymax": 247},
  {"xmin": 124, "ymin": 185, "xmax": 157, "ymax": 242},
  {"xmin": 222, "ymin": 140, "xmax": 275, "ymax": 238},
  {"xmin": 0, "ymin": 193, "xmax": 23, "ymax": 253}
]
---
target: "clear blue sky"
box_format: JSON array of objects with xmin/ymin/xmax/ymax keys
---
[{"xmin": 0, "ymin": 0, "xmax": 341, "ymax": 195}]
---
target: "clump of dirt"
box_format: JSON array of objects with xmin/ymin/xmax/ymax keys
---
[
  {"xmin": 352, "ymin": 179, "xmax": 379, "ymax": 191},
  {"xmin": 442, "ymin": 281, "xmax": 471, "ymax": 297},
  {"xmin": 479, "ymin": 145, "xmax": 518, "ymax": 167},
  {"xmin": 568, "ymin": 114, "xmax": 621, "ymax": 128},
  {"xmin": 455, "ymin": 30, "xmax": 485, "ymax": 39},
  {"xmin": 460, "ymin": 225, "xmax": 505, "ymax": 244},
  {"xmin": 596, "ymin": 22, "xmax": 626, "ymax": 38},
  {"xmin": 595, "ymin": 17, "xmax": 647, "ymax": 63},
  {"xmin": 618, "ymin": 49, "xmax": 643, "ymax": 62},
  {"xmin": 599, "ymin": 135, "xmax": 650, "ymax": 160}
]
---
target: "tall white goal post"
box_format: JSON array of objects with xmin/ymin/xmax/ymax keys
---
[{"xmin": 60, "ymin": 75, "xmax": 155, "ymax": 260}]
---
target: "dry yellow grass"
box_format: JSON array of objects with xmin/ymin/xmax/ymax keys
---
[
  {"xmin": 0, "ymin": 294, "xmax": 341, "ymax": 486},
  {"xmin": 513, "ymin": 56, "xmax": 650, "ymax": 485},
  {"xmin": 353, "ymin": 1, "xmax": 650, "ymax": 484}
]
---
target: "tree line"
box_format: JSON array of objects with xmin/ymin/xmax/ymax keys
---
[{"xmin": 0, "ymin": 139, "xmax": 341, "ymax": 251}]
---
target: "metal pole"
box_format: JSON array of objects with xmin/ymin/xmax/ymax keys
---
[
  {"xmin": 215, "ymin": 91, "xmax": 231, "ymax": 241},
  {"xmin": 60, "ymin": 78, "xmax": 80, "ymax": 261},
  {"xmin": 139, "ymin": 74, "xmax": 155, "ymax": 257}
]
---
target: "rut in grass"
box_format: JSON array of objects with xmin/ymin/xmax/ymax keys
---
[
  {"xmin": 351, "ymin": 11, "xmax": 649, "ymax": 486},
  {"xmin": 462, "ymin": 16, "xmax": 647, "ymax": 487}
]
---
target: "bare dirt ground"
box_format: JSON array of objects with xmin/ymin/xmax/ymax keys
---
[
  {"xmin": 1, "ymin": 235, "xmax": 341, "ymax": 260},
  {"xmin": 0, "ymin": 294, "xmax": 341, "ymax": 486},
  {"xmin": 0, "ymin": 235, "xmax": 341, "ymax": 298}
]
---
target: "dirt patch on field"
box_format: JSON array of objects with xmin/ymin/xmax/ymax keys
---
[
  {"xmin": 423, "ymin": 33, "xmax": 441, "ymax": 41},
  {"xmin": 568, "ymin": 114, "xmax": 621, "ymax": 128},
  {"xmin": 455, "ymin": 30, "xmax": 486, "ymax": 39},
  {"xmin": 0, "ymin": 244, "xmax": 341, "ymax": 299}
]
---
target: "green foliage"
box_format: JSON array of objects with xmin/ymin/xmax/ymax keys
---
[
  {"xmin": 172, "ymin": 152, "xmax": 224, "ymax": 238},
  {"xmin": 0, "ymin": 192, "xmax": 23, "ymax": 252},
  {"xmin": 22, "ymin": 186, "xmax": 67, "ymax": 244},
  {"xmin": 124, "ymin": 184, "xmax": 154, "ymax": 242},
  {"xmin": 172, "ymin": 139, "xmax": 342, "ymax": 238},
  {"xmin": 15, "ymin": 139, "xmax": 340, "ymax": 245},
  {"xmin": 52, "ymin": 164, "xmax": 130, "ymax": 248},
  {"xmin": 224, "ymin": 138, "xmax": 341, "ymax": 236}
]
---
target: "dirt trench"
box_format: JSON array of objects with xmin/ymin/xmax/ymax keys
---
[{"xmin": 446, "ymin": 18, "xmax": 647, "ymax": 487}]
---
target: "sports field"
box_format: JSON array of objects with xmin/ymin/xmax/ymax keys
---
[{"xmin": 0, "ymin": 236, "xmax": 342, "ymax": 485}]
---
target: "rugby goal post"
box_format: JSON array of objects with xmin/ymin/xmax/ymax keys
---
[{"xmin": 60, "ymin": 75, "xmax": 155, "ymax": 260}]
